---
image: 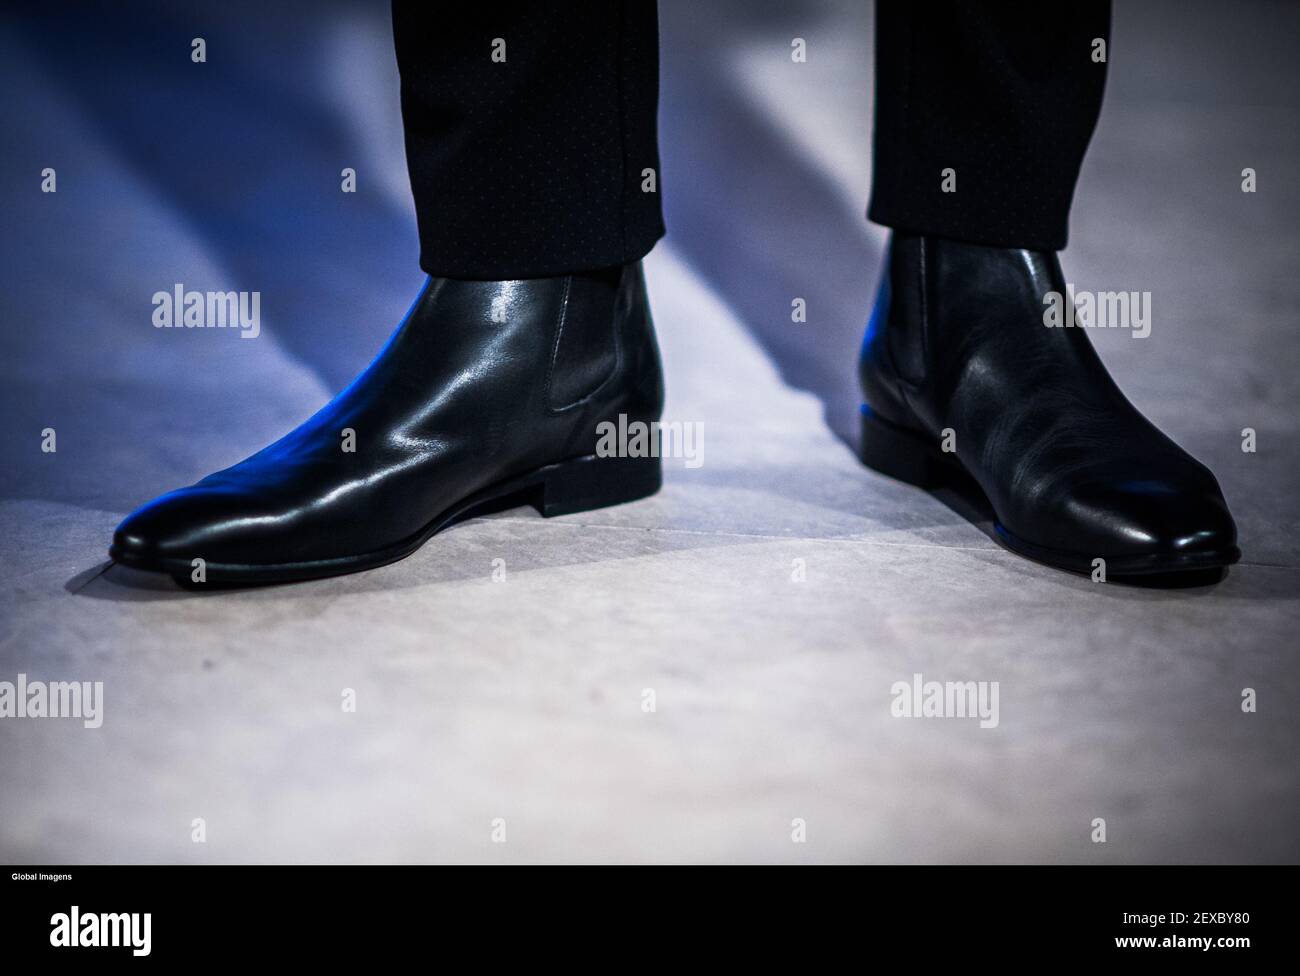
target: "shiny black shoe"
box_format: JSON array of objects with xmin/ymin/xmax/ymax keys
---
[
  {"xmin": 111, "ymin": 263, "xmax": 664, "ymax": 584},
  {"xmin": 858, "ymin": 233, "xmax": 1240, "ymax": 578}
]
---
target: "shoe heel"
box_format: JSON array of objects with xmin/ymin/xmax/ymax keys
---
[
  {"xmin": 536, "ymin": 454, "xmax": 662, "ymax": 517},
  {"xmin": 858, "ymin": 404, "xmax": 959, "ymax": 489}
]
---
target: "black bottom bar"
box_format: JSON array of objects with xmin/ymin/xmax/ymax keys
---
[{"xmin": 0, "ymin": 865, "xmax": 1283, "ymax": 963}]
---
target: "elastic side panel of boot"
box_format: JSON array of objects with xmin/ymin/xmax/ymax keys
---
[{"xmin": 545, "ymin": 266, "xmax": 623, "ymax": 411}]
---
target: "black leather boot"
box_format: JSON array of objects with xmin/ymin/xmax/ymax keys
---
[
  {"xmin": 859, "ymin": 233, "xmax": 1239, "ymax": 578},
  {"xmin": 111, "ymin": 263, "xmax": 664, "ymax": 584}
]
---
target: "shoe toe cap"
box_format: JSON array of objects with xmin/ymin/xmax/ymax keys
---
[
  {"xmin": 110, "ymin": 487, "xmax": 247, "ymax": 568},
  {"xmin": 1061, "ymin": 476, "xmax": 1239, "ymax": 566}
]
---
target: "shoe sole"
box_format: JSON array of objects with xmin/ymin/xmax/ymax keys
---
[
  {"xmin": 858, "ymin": 404, "xmax": 1241, "ymax": 578},
  {"xmin": 109, "ymin": 453, "xmax": 661, "ymax": 586}
]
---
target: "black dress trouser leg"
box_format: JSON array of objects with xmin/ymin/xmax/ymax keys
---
[
  {"xmin": 391, "ymin": 1, "xmax": 664, "ymax": 279},
  {"xmin": 867, "ymin": 0, "xmax": 1111, "ymax": 251},
  {"xmin": 391, "ymin": 1, "xmax": 1110, "ymax": 278}
]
